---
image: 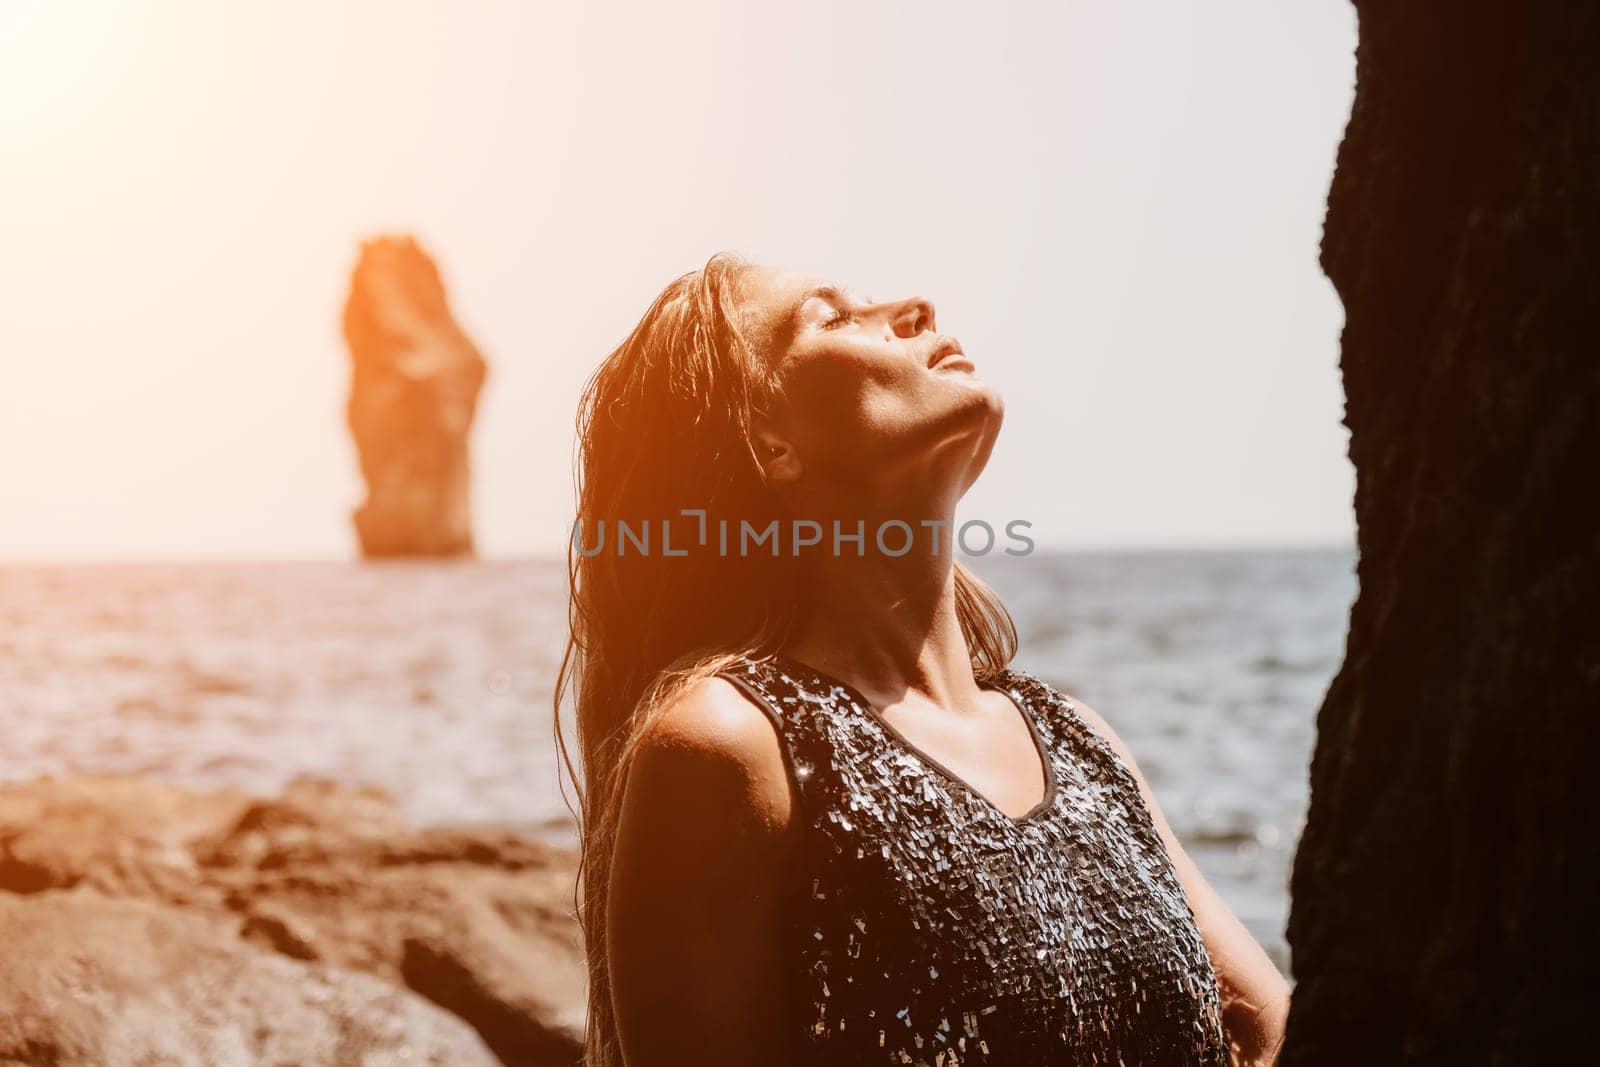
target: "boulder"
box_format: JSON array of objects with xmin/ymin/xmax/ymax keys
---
[
  {"xmin": 0, "ymin": 777, "xmax": 585, "ymax": 1066},
  {"xmin": 0, "ymin": 892, "xmax": 497, "ymax": 1066}
]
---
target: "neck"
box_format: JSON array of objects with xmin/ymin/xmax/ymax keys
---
[{"xmin": 781, "ymin": 510, "xmax": 980, "ymax": 712}]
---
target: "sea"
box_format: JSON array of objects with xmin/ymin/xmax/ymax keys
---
[{"xmin": 0, "ymin": 548, "xmax": 1355, "ymax": 974}]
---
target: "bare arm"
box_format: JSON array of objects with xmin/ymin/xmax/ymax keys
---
[
  {"xmin": 607, "ymin": 676, "xmax": 801, "ymax": 1066},
  {"xmin": 1072, "ymin": 698, "xmax": 1291, "ymax": 1066}
]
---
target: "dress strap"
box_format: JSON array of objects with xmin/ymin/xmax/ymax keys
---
[{"xmin": 713, "ymin": 658, "xmax": 818, "ymax": 809}]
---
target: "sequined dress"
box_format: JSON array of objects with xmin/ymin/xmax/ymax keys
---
[{"xmin": 716, "ymin": 655, "xmax": 1228, "ymax": 1066}]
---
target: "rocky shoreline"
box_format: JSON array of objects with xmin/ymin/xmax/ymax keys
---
[{"xmin": 0, "ymin": 777, "xmax": 585, "ymax": 1066}]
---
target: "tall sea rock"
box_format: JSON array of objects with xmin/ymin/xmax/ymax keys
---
[
  {"xmin": 344, "ymin": 236, "xmax": 487, "ymax": 558},
  {"xmin": 1284, "ymin": 4, "xmax": 1600, "ymax": 1063}
]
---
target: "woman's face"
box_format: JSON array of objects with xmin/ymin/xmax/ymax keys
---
[{"xmin": 734, "ymin": 264, "xmax": 1004, "ymax": 507}]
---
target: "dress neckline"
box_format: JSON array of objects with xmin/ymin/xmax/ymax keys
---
[{"xmin": 770, "ymin": 653, "xmax": 1060, "ymax": 825}]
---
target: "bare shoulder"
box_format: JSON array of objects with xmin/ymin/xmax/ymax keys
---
[
  {"xmin": 626, "ymin": 673, "xmax": 796, "ymax": 829},
  {"xmin": 638, "ymin": 674, "xmax": 786, "ymax": 773}
]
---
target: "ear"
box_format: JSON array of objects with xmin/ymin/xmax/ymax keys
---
[{"xmin": 752, "ymin": 426, "xmax": 802, "ymax": 485}]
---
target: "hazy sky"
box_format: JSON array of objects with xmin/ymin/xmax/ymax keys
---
[{"xmin": 1, "ymin": 1, "xmax": 1358, "ymax": 560}]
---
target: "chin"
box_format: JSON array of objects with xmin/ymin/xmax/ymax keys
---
[
  {"xmin": 972, "ymin": 392, "xmax": 1005, "ymax": 466},
  {"xmin": 942, "ymin": 381, "xmax": 1005, "ymax": 488},
  {"xmin": 929, "ymin": 371, "xmax": 1003, "ymax": 435},
  {"xmin": 958, "ymin": 374, "xmax": 1005, "ymax": 425},
  {"xmin": 979, "ymin": 378, "xmax": 1005, "ymax": 419}
]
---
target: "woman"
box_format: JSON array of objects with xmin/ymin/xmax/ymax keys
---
[{"xmin": 555, "ymin": 253, "xmax": 1290, "ymax": 1066}]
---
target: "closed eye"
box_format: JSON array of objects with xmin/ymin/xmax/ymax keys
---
[{"xmin": 820, "ymin": 306, "xmax": 856, "ymax": 330}]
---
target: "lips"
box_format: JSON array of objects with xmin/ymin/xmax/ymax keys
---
[{"xmin": 927, "ymin": 338, "xmax": 973, "ymax": 371}]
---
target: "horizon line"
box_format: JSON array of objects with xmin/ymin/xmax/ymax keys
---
[{"xmin": 0, "ymin": 540, "xmax": 1357, "ymax": 567}]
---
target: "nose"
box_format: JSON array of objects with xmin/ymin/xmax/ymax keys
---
[{"xmin": 887, "ymin": 296, "xmax": 936, "ymax": 338}]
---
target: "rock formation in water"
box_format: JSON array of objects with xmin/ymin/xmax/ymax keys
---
[
  {"xmin": 344, "ymin": 235, "xmax": 487, "ymax": 558},
  {"xmin": 1283, "ymin": 4, "xmax": 1600, "ymax": 1063},
  {"xmin": 0, "ymin": 778, "xmax": 584, "ymax": 1066}
]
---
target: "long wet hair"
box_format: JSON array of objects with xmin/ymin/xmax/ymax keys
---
[{"xmin": 554, "ymin": 251, "xmax": 1017, "ymax": 1066}]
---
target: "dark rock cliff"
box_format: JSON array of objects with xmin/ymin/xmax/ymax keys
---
[{"xmin": 1284, "ymin": 4, "xmax": 1600, "ymax": 1063}]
